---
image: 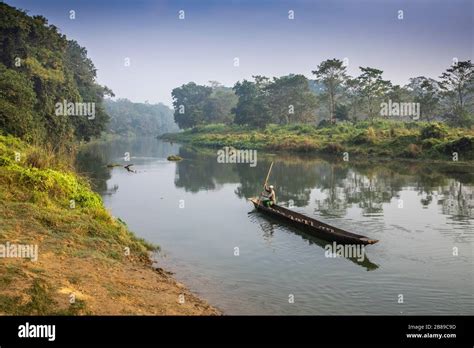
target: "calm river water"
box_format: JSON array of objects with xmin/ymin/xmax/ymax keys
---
[{"xmin": 77, "ymin": 137, "xmax": 473, "ymax": 315}]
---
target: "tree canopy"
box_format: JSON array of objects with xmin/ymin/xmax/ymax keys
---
[
  {"xmin": 170, "ymin": 57, "xmax": 473, "ymax": 130},
  {"xmin": 0, "ymin": 3, "xmax": 113, "ymax": 147}
]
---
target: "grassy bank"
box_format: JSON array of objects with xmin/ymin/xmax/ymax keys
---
[
  {"xmin": 0, "ymin": 135, "xmax": 218, "ymax": 315},
  {"xmin": 162, "ymin": 121, "xmax": 474, "ymax": 161}
]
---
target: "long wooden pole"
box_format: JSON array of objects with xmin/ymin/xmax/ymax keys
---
[{"xmin": 258, "ymin": 162, "xmax": 273, "ymax": 205}]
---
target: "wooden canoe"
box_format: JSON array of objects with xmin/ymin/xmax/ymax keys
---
[{"xmin": 250, "ymin": 198, "xmax": 378, "ymax": 245}]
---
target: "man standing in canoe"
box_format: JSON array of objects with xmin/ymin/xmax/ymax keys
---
[{"xmin": 261, "ymin": 184, "xmax": 276, "ymax": 207}]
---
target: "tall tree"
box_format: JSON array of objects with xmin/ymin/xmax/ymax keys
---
[
  {"xmin": 232, "ymin": 76, "xmax": 271, "ymax": 128},
  {"xmin": 0, "ymin": 63, "xmax": 38, "ymax": 140},
  {"xmin": 65, "ymin": 40, "xmax": 114, "ymax": 141},
  {"xmin": 312, "ymin": 59, "xmax": 347, "ymax": 123},
  {"xmin": 203, "ymin": 84, "xmax": 238, "ymax": 124},
  {"xmin": 343, "ymin": 77, "xmax": 362, "ymax": 122},
  {"xmin": 171, "ymin": 82, "xmax": 212, "ymax": 129},
  {"xmin": 357, "ymin": 67, "xmax": 391, "ymax": 120},
  {"xmin": 438, "ymin": 60, "xmax": 473, "ymax": 126},
  {"xmin": 407, "ymin": 77, "xmax": 440, "ymax": 121},
  {"xmin": 266, "ymin": 74, "xmax": 317, "ymax": 124}
]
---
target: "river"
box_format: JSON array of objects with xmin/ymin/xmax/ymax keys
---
[{"xmin": 76, "ymin": 137, "xmax": 474, "ymax": 315}]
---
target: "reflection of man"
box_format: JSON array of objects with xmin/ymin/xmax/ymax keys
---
[{"xmin": 261, "ymin": 184, "xmax": 276, "ymax": 207}]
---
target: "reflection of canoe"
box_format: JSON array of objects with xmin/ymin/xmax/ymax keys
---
[
  {"xmin": 250, "ymin": 198, "xmax": 378, "ymax": 245},
  {"xmin": 249, "ymin": 212, "xmax": 379, "ymax": 271}
]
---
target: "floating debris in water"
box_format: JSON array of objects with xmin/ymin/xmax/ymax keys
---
[{"xmin": 167, "ymin": 155, "xmax": 183, "ymax": 161}]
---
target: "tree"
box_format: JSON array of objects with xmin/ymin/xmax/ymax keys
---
[
  {"xmin": 266, "ymin": 74, "xmax": 317, "ymax": 124},
  {"xmin": 0, "ymin": 63, "xmax": 38, "ymax": 140},
  {"xmin": 232, "ymin": 77, "xmax": 272, "ymax": 128},
  {"xmin": 386, "ymin": 85, "xmax": 411, "ymax": 103},
  {"xmin": 357, "ymin": 67, "xmax": 391, "ymax": 120},
  {"xmin": 203, "ymin": 84, "xmax": 238, "ymax": 124},
  {"xmin": 312, "ymin": 59, "xmax": 347, "ymax": 123},
  {"xmin": 334, "ymin": 104, "xmax": 349, "ymax": 121},
  {"xmin": 438, "ymin": 60, "xmax": 473, "ymax": 126},
  {"xmin": 0, "ymin": 3, "xmax": 112, "ymax": 146},
  {"xmin": 407, "ymin": 77, "xmax": 440, "ymax": 121},
  {"xmin": 171, "ymin": 82, "xmax": 212, "ymax": 129},
  {"xmin": 65, "ymin": 40, "xmax": 114, "ymax": 141},
  {"xmin": 343, "ymin": 78, "xmax": 362, "ymax": 122}
]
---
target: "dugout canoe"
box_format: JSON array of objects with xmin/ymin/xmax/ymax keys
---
[{"xmin": 250, "ymin": 198, "xmax": 378, "ymax": 245}]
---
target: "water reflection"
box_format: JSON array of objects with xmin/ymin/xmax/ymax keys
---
[
  {"xmin": 249, "ymin": 211, "xmax": 379, "ymax": 271},
  {"xmin": 77, "ymin": 139, "xmax": 474, "ymax": 222},
  {"xmin": 76, "ymin": 138, "xmax": 182, "ymax": 193},
  {"xmin": 173, "ymin": 149, "xmax": 474, "ymax": 222}
]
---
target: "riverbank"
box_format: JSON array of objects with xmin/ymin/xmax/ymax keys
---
[
  {"xmin": 161, "ymin": 121, "xmax": 474, "ymax": 161},
  {"xmin": 0, "ymin": 135, "xmax": 218, "ymax": 315}
]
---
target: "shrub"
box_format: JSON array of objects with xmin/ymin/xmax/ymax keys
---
[
  {"xmin": 421, "ymin": 138, "xmax": 442, "ymax": 149},
  {"xmin": 317, "ymin": 119, "xmax": 333, "ymax": 128},
  {"xmin": 366, "ymin": 127, "xmax": 377, "ymax": 142},
  {"xmin": 420, "ymin": 123, "xmax": 448, "ymax": 140},
  {"xmin": 351, "ymin": 131, "xmax": 367, "ymax": 145},
  {"xmin": 441, "ymin": 136, "xmax": 474, "ymax": 157},
  {"xmin": 26, "ymin": 148, "xmax": 56, "ymax": 169},
  {"xmin": 286, "ymin": 124, "xmax": 316, "ymax": 135}
]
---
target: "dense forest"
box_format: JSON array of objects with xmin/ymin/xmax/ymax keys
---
[
  {"xmin": 172, "ymin": 59, "xmax": 473, "ymax": 129},
  {"xmin": 104, "ymin": 99, "xmax": 178, "ymax": 137},
  {"xmin": 0, "ymin": 3, "xmax": 113, "ymax": 148}
]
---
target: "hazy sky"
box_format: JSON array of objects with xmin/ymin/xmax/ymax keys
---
[{"xmin": 6, "ymin": 0, "xmax": 473, "ymax": 106}]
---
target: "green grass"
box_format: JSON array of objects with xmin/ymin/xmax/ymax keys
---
[
  {"xmin": 161, "ymin": 121, "xmax": 474, "ymax": 161},
  {"xmin": 0, "ymin": 134, "xmax": 159, "ymax": 315}
]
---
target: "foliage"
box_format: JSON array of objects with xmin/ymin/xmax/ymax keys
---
[
  {"xmin": 232, "ymin": 77, "xmax": 272, "ymax": 128},
  {"xmin": 0, "ymin": 3, "xmax": 112, "ymax": 147},
  {"xmin": 438, "ymin": 61, "xmax": 474, "ymax": 126},
  {"xmin": 265, "ymin": 74, "xmax": 317, "ymax": 124},
  {"xmin": 0, "ymin": 134, "xmax": 157, "ymax": 253},
  {"xmin": 171, "ymin": 58, "xmax": 474, "ymax": 130},
  {"xmin": 335, "ymin": 104, "xmax": 349, "ymax": 121},
  {"xmin": 163, "ymin": 121, "xmax": 474, "ymax": 160},
  {"xmin": 357, "ymin": 67, "xmax": 392, "ymax": 120},
  {"xmin": 420, "ymin": 123, "xmax": 448, "ymax": 140},
  {"xmin": 203, "ymin": 82, "xmax": 238, "ymax": 124},
  {"xmin": 407, "ymin": 77, "xmax": 440, "ymax": 121},
  {"xmin": 312, "ymin": 59, "xmax": 348, "ymax": 122},
  {"xmin": 172, "ymin": 82, "xmax": 213, "ymax": 128}
]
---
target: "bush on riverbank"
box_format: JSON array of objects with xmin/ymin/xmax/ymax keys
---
[{"xmin": 161, "ymin": 121, "xmax": 474, "ymax": 160}]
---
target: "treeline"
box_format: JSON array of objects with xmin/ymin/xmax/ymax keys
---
[
  {"xmin": 172, "ymin": 81, "xmax": 238, "ymax": 128},
  {"xmin": 0, "ymin": 3, "xmax": 112, "ymax": 148},
  {"xmin": 104, "ymin": 99, "xmax": 179, "ymax": 137},
  {"xmin": 172, "ymin": 59, "xmax": 473, "ymax": 129}
]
